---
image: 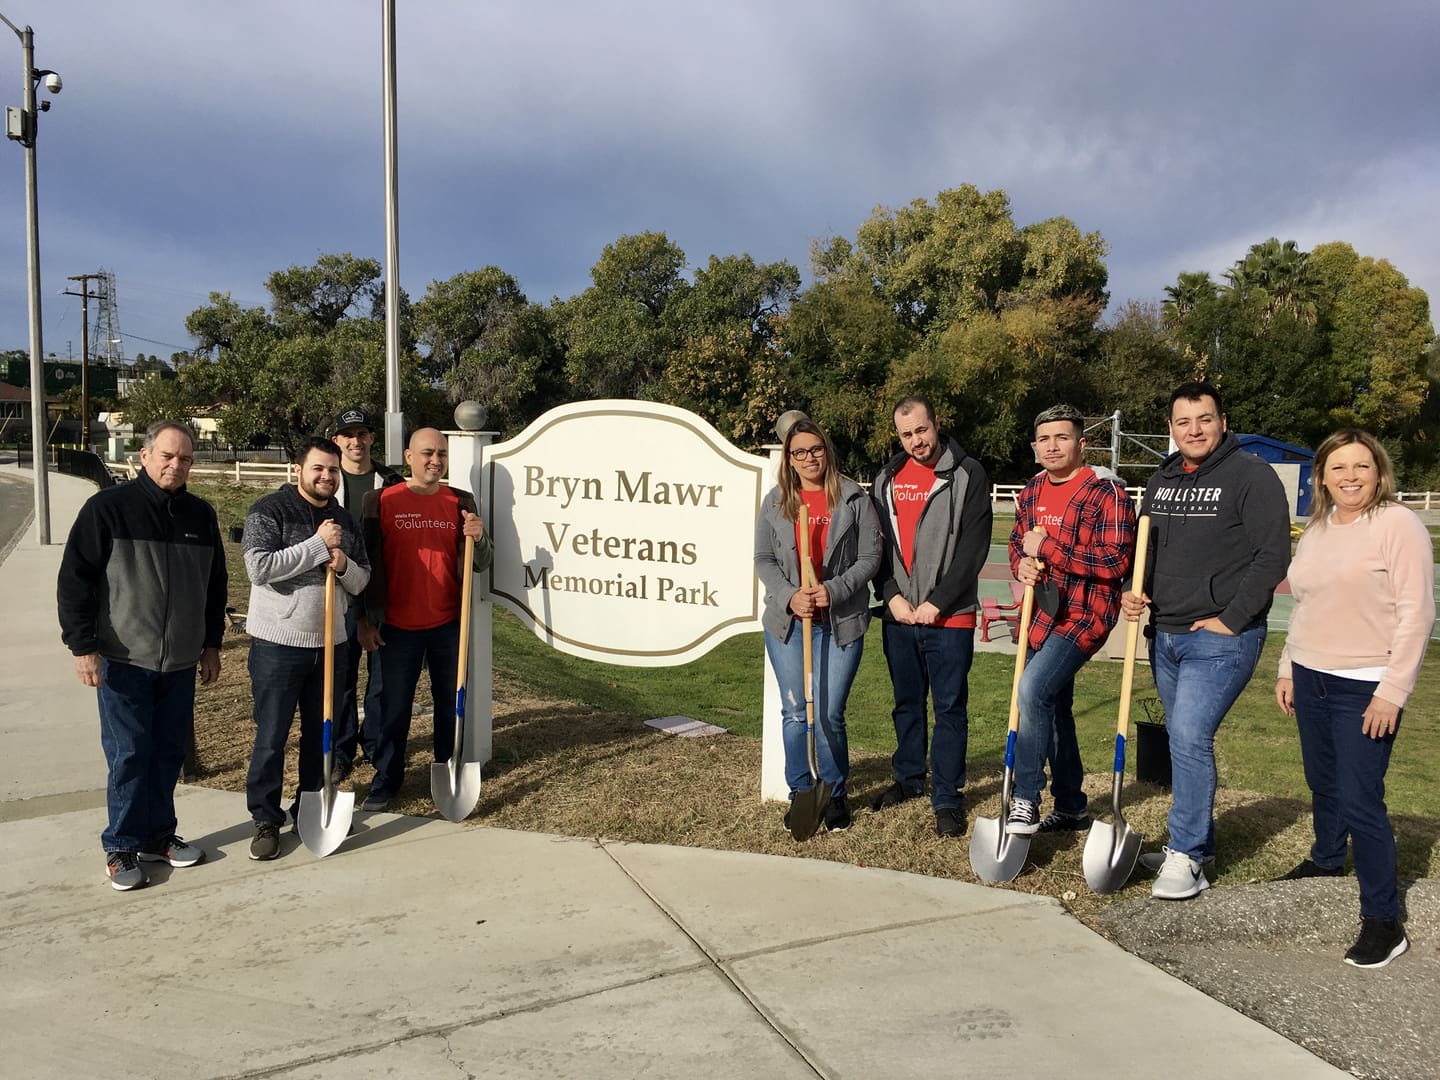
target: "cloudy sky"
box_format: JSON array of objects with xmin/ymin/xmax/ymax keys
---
[{"xmin": 2, "ymin": 0, "xmax": 1436, "ymax": 362}]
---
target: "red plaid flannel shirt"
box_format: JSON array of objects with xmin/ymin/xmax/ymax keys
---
[{"xmin": 1008, "ymin": 469, "xmax": 1136, "ymax": 657}]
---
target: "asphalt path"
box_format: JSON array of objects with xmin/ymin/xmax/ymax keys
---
[{"xmin": 0, "ymin": 470, "xmax": 33, "ymax": 562}]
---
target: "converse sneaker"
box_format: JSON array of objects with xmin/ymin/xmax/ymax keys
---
[
  {"xmin": 139, "ymin": 834, "xmax": 205, "ymax": 868},
  {"xmin": 1140, "ymin": 849, "xmax": 1215, "ymax": 872},
  {"xmin": 824, "ymin": 796, "xmax": 852, "ymax": 833},
  {"xmin": 1005, "ymin": 798, "xmax": 1040, "ymax": 836},
  {"xmin": 1344, "ymin": 916, "xmax": 1409, "ymax": 969},
  {"xmin": 249, "ymin": 822, "xmax": 281, "ymax": 861},
  {"xmin": 106, "ymin": 851, "xmax": 148, "ymax": 891},
  {"xmin": 1037, "ymin": 808, "xmax": 1091, "ymax": 832},
  {"xmin": 1151, "ymin": 846, "xmax": 1209, "ymax": 900}
]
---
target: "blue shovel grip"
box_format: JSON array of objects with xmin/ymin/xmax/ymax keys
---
[
  {"xmin": 1003, "ymin": 729, "xmax": 1017, "ymax": 769},
  {"xmin": 1113, "ymin": 733, "xmax": 1127, "ymax": 773},
  {"xmin": 456, "ymin": 686, "xmax": 466, "ymax": 722},
  {"xmin": 322, "ymin": 718, "xmax": 332, "ymax": 755}
]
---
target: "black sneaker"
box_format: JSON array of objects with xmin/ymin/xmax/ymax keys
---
[
  {"xmin": 1344, "ymin": 917, "xmax": 1409, "ymax": 969},
  {"xmin": 824, "ymin": 796, "xmax": 852, "ymax": 833},
  {"xmin": 1275, "ymin": 859, "xmax": 1345, "ymax": 881},
  {"xmin": 249, "ymin": 822, "xmax": 280, "ymax": 861},
  {"xmin": 782, "ymin": 807, "xmax": 792, "ymax": 833},
  {"xmin": 935, "ymin": 807, "xmax": 965, "ymax": 838},
  {"xmin": 1005, "ymin": 798, "xmax": 1040, "ymax": 836},
  {"xmin": 330, "ymin": 757, "xmax": 354, "ymax": 785},
  {"xmin": 1037, "ymin": 809, "xmax": 1091, "ymax": 832},
  {"xmin": 870, "ymin": 782, "xmax": 921, "ymax": 812}
]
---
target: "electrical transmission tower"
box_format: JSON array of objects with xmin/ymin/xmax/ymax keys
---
[{"xmin": 85, "ymin": 268, "xmax": 124, "ymax": 366}]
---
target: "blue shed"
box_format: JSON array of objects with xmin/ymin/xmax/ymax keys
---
[{"xmin": 1236, "ymin": 433, "xmax": 1315, "ymax": 514}]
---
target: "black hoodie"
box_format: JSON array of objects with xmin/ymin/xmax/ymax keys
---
[{"xmin": 1142, "ymin": 432, "xmax": 1291, "ymax": 634}]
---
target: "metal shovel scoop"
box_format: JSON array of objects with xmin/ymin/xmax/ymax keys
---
[
  {"xmin": 297, "ymin": 567, "xmax": 356, "ymax": 858},
  {"xmin": 970, "ymin": 568, "xmax": 1038, "ymax": 883},
  {"xmin": 432, "ymin": 534, "xmax": 484, "ymax": 822},
  {"xmin": 1083, "ymin": 515, "xmax": 1151, "ymax": 894},
  {"xmin": 788, "ymin": 503, "xmax": 830, "ymax": 841}
]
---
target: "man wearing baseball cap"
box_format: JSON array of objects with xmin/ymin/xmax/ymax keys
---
[{"xmin": 329, "ymin": 407, "xmax": 403, "ymax": 782}]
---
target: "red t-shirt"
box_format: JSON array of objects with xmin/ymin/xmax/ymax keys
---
[
  {"xmin": 892, "ymin": 457, "xmax": 974, "ymax": 629},
  {"xmin": 379, "ymin": 484, "xmax": 464, "ymax": 630},
  {"xmin": 1031, "ymin": 467, "xmax": 1092, "ymax": 537},
  {"xmin": 797, "ymin": 489, "xmax": 830, "ymax": 584}
]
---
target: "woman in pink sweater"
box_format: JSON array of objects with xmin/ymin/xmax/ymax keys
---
[{"xmin": 1276, "ymin": 429, "xmax": 1435, "ymax": 969}]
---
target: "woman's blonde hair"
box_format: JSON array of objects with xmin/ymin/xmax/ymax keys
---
[
  {"xmin": 1308, "ymin": 428, "xmax": 1398, "ymax": 528},
  {"xmin": 779, "ymin": 419, "xmax": 841, "ymax": 521}
]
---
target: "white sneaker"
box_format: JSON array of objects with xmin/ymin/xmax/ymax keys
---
[
  {"xmin": 1151, "ymin": 846, "xmax": 1210, "ymax": 900},
  {"xmin": 1140, "ymin": 849, "xmax": 1215, "ymax": 872}
]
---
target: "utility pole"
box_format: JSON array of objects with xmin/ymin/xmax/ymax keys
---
[{"xmin": 65, "ymin": 273, "xmax": 101, "ymax": 448}]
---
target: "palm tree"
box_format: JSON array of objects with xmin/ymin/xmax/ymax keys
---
[
  {"xmin": 1225, "ymin": 238, "xmax": 1318, "ymax": 328},
  {"xmin": 1162, "ymin": 271, "xmax": 1218, "ymax": 327}
]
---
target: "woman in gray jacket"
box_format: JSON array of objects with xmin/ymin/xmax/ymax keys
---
[{"xmin": 755, "ymin": 418, "xmax": 884, "ymax": 833}]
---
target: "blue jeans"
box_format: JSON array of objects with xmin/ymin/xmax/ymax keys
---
[
  {"xmin": 1150, "ymin": 625, "xmax": 1266, "ymax": 859},
  {"xmin": 97, "ymin": 659, "xmax": 196, "ymax": 852},
  {"xmin": 372, "ymin": 620, "xmax": 460, "ymax": 799},
  {"xmin": 882, "ymin": 621, "xmax": 974, "ymax": 810},
  {"xmin": 1291, "ymin": 664, "xmax": 1400, "ymax": 920},
  {"xmin": 246, "ymin": 639, "xmax": 335, "ymax": 827},
  {"xmin": 336, "ymin": 605, "xmax": 382, "ymax": 766},
  {"xmin": 1013, "ymin": 636, "xmax": 1089, "ymax": 813},
  {"xmin": 765, "ymin": 622, "xmax": 864, "ymax": 799}
]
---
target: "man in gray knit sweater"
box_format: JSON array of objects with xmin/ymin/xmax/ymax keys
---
[{"xmin": 242, "ymin": 437, "xmax": 370, "ymax": 860}]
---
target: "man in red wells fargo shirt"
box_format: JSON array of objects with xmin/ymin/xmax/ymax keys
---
[
  {"xmin": 358, "ymin": 428, "xmax": 493, "ymax": 811},
  {"xmin": 1005, "ymin": 404, "xmax": 1135, "ymax": 836},
  {"xmin": 870, "ymin": 396, "xmax": 992, "ymax": 837}
]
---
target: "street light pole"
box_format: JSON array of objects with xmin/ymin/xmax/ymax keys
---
[
  {"xmin": 2, "ymin": 10, "xmax": 61, "ymax": 545},
  {"xmin": 381, "ymin": 0, "xmax": 403, "ymax": 466}
]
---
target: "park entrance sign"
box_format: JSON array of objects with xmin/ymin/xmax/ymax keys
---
[{"xmin": 480, "ymin": 400, "xmax": 768, "ymax": 665}]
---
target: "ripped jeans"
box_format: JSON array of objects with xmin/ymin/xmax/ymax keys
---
[{"xmin": 764, "ymin": 621, "xmax": 864, "ymax": 799}]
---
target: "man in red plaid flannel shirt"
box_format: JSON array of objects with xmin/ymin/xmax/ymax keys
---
[{"xmin": 1004, "ymin": 404, "xmax": 1136, "ymax": 835}]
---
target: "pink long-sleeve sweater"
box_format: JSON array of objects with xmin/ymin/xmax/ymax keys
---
[{"xmin": 1279, "ymin": 501, "xmax": 1436, "ymax": 706}]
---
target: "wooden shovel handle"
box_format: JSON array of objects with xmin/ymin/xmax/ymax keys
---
[
  {"xmin": 456, "ymin": 534, "xmax": 475, "ymax": 692},
  {"xmin": 323, "ymin": 566, "xmax": 336, "ymax": 722},
  {"xmin": 1006, "ymin": 527, "xmax": 1043, "ymax": 734},
  {"xmin": 1115, "ymin": 516, "xmax": 1151, "ymax": 740},
  {"xmin": 798, "ymin": 502, "xmax": 815, "ymax": 706}
]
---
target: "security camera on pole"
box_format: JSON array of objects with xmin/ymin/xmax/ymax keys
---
[{"xmin": 1, "ymin": 10, "xmax": 63, "ymax": 544}]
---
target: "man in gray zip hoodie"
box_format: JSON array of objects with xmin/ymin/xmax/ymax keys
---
[
  {"xmin": 242, "ymin": 436, "xmax": 370, "ymax": 860},
  {"xmin": 871, "ymin": 396, "xmax": 993, "ymax": 837},
  {"xmin": 1123, "ymin": 382, "xmax": 1290, "ymax": 900}
]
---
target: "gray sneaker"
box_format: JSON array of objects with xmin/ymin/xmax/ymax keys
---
[
  {"xmin": 106, "ymin": 851, "xmax": 148, "ymax": 891},
  {"xmin": 139, "ymin": 834, "xmax": 206, "ymax": 868},
  {"xmin": 1140, "ymin": 849, "xmax": 1215, "ymax": 872},
  {"xmin": 249, "ymin": 822, "xmax": 281, "ymax": 861}
]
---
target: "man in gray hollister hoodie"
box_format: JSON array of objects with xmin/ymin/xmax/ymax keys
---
[
  {"xmin": 870, "ymin": 396, "xmax": 992, "ymax": 838},
  {"xmin": 242, "ymin": 436, "xmax": 370, "ymax": 860},
  {"xmin": 1123, "ymin": 381, "xmax": 1290, "ymax": 900}
]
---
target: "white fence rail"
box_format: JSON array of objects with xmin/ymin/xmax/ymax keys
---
[{"xmin": 118, "ymin": 457, "xmax": 297, "ymax": 485}]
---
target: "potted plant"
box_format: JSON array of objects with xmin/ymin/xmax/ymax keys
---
[{"xmin": 1134, "ymin": 696, "xmax": 1171, "ymax": 787}]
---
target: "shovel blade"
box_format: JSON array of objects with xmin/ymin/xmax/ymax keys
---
[
  {"xmin": 969, "ymin": 815, "xmax": 1030, "ymax": 883},
  {"xmin": 1082, "ymin": 818, "xmax": 1142, "ymax": 894},
  {"xmin": 430, "ymin": 760, "xmax": 484, "ymax": 823},
  {"xmin": 788, "ymin": 780, "xmax": 831, "ymax": 841},
  {"xmin": 296, "ymin": 788, "xmax": 355, "ymax": 858}
]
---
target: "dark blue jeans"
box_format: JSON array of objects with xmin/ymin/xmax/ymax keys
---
[
  {"xmin": 371, "ymin": 620, "xmax": 460, "ymax": 799},
  {"xmin": 882, "ymin": 621, "xmax": 974, "ymax": 810},
  {"xmin": 336, "ymin": 605, "xmax": 382, "ymax": 766},
  {"xmin": 1292, "ymin": 664, "xmax": 1400, "ymax": 920},
  {"xmin": 764, "ymin": 622, "xmax": 864, "ymax": 800},
  {"xmin": 1013, "ymin": 636, "xmax": 1089, "ymax": 814},
  {"xmin": 97, "ymin": 659, "xmax": 195, "ymax": 852},
  {"xmin": 246, "ymin": 638, "xmax": 335, "ymax": 827}
]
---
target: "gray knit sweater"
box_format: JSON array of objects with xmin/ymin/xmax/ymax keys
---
[{"xmin": 243, "ymin": 484, "xmax": 370, "ymax": 648}]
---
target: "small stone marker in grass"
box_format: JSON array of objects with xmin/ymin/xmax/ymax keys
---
[{"xmin": 645, "ymin": 715, "xmax": 728, "ymax": 738}]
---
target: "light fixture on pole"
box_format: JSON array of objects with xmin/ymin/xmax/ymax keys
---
[{"xmin": 2, "ymin": 10, "xmax": 62, "ymax": 545}]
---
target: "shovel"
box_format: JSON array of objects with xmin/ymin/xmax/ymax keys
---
[
  {"xmin": 431, "ymin": 534, "xmax": 485, "ymax": 821},
  {"xmin": 297, "ymin": 566, "xmax": 356, "ymax": 858},
  {"xmin": 1083, "ymin": 514, "xmax": 1151, "ymax": 894},
  {"xmin": 969, "ymin": 558, "xmax": 1039, "ymax": 883},
  {"xmin": 788, "ymin": 502, "xmax": 831, "ymax": 841}
]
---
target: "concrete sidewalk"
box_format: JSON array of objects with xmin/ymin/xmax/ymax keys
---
[{"xmin": 0, "ymin": 467, "xmax": 1344, "ymax": 1079}]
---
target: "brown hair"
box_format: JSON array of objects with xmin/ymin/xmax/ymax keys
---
[
  {"xmin": 779, "ymin": 419, "xmax": 841, "ymax": 521},
  {"xmin": 1307, "ymin": 428, "xmax": 1398, "ymax": 528}
]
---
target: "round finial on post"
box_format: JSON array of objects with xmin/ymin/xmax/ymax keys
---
[
  {"xmin": 454, "ymin": 400, "xmax": 488, "ymax": 431},
  {"xmin": 774, "ymin": 409, "xmax": 809, "ymax": 443}
]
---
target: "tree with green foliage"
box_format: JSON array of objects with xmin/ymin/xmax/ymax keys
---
[{"xmin": 120, "ymin": 371, "xmax": 195, "ymax": 435}]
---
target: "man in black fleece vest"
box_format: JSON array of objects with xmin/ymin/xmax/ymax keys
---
[
  {"xmin": 1122, "ymin": 382, "xmax": 1290, "ymax": 900},
  {"xmin": 58, "ymin": 420, "xmax": 227, "ymax": 891}
]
